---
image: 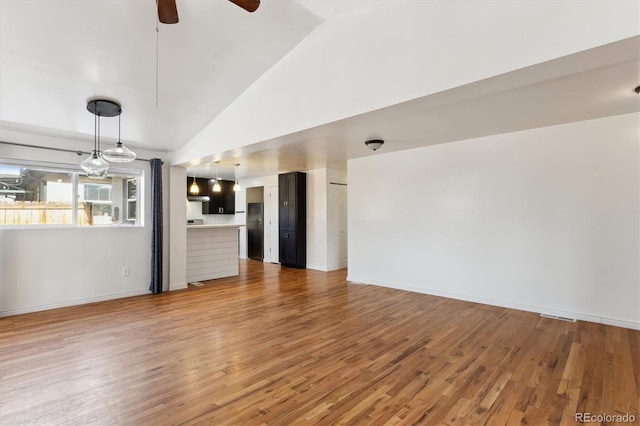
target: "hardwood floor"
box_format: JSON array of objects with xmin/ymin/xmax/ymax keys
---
[{"xmin": 1, "ymin": 260, "xmax": 638, "ymax": 425}]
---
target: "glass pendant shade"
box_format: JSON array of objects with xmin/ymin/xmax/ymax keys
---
[
  {"xmin": 189, "ymin": 180, "xmax": 199, "ymax": 195},
  {"xmin": 212, "ymin": 179, "xmax": 221, "ymax": 192},
  {"xmin": 102, "ymin": 142, "xmax": 136, "ymax": 162},
  {"xmin": 81, "ymin": 151, "xmax": 109, "ymax": 179}
]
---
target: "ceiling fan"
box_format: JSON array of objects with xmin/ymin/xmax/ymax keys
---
[{"xmin": 157, "ymin": 0, "xmax": 260, "ymax": 24}]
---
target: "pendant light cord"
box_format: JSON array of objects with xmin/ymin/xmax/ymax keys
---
[
  {"xmin": 93, "ymin": 108, "xmax": 98, "ymax": 153},
  {"xmin": 156, "ymin": 12, "xmax": 160, "ymax": 108},
  {"xmin": 97, "ymin": 113, "xmax": 101, "ymax": 152}
]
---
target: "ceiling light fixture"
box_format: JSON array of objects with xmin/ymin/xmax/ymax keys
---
[
  {"xmin": 81, "ymin": 99, "xmax": 137, "ymax": 178},
  {"xmin": 212, "ymin": 161, "xmax": 221, "ymax": 192},
  {"xmin": 189, "ymin": 170, "xmax": 199, "ymax": 195},
  {"xmin": 102, "ymin": 109, "xmax": 136, "ymax": 162},
  {"xmin": 233, "ymin": 163, "xmax": 241, "ymax": 192},
  {"xmin": 81, "ymin": 100, "xmax": 114, "ymax": 178},
  {"xmin": 365, "ymin": 139, "xmax": 384, "ymax": 151}
]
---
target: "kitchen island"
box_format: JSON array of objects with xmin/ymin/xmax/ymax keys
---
[{"xmin": 187, "ymin": 224, "xmax": 244, "ymax": 283}]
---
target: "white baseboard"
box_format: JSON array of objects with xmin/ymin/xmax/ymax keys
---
[
  {"xmin": 170, "ymin": 282, "xmax": 188, "ymax": 291},
  {"xmin": 0, "ymin": 288, "xmax": 151, "ymax": 318},
  {"xmin": 307, "ymin": 264, "xmax": 329, "ymax": 272},
  {"xmin": 346, "ymin": 275, "xmax": 640, "ymax": 331},
  {"xmin": 308, "ymin": 263, "xmax": 348, "ymax": 272}
]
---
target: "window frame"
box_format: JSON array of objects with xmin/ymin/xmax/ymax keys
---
[
  {"xmin": 124, "ymin": 178, "xmax": 137, "ymax": 222},
  {"xmin": 0, "ymin": 158, "xmax": 144, "ymax": 229}
]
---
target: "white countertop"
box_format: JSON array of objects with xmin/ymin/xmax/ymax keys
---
[{"xmin": 187, "ymin": 224, "xmax": 245, "ymax": 229}]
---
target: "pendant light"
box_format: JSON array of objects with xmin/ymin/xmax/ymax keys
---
[
  {"xmin": 81, "ymin": 103, "xmax": 109, "ymax": 179},
  {"xmin": 212, "ymin": 161, "xmax": 221, "ymax": 192},
  {"xmin": 233, "ymin": 163, "xmax": 241, "ymax": 192},
  {"xmin": 189, "ymin": 171, "xmax": 200, "ymax": 195},
  {"xmin": 103, "ymin": 110, "xmax": 136, "ymax": 162}
]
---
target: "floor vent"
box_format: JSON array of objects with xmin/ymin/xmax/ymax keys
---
[
  {"xmin": 540, "ymin": 313, "xmax": 576, "ymax": 322},
  {"xmin": 190, "ymin": 281, "xmax": 204, "ymax": 287}
]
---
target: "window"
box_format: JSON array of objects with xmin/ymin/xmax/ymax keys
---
[
  {"xmin": 125, "ymin": 178, "xmax": 138, "ymax": 222},
  {"xmin": 82, "ymin": 182, "xmax": 112, "ymax": 225},
  {"xmin": 0, "ymin": 160, "xmax": 143, "ymax": 227}
]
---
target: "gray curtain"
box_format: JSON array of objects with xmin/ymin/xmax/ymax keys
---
[{"xmin": 149, "ymin": 158, "xmax": 163, "ymax": 294}]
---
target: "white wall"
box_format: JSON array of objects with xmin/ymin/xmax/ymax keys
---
[
  {"xmin": 306, "ymin": 168, "xmax": 349, "ymax": 272},
  {"xmin": 1, "ymin": 227, "xmax": 150, "ymax": 314},
  {"xmin": 348, "ymin": 113, "xmax": 640, "ymax": 329},
  {"xmin": 0, "ymin": 131, "xmax": 169, "ymax": 316},
  {"xmin": 172, "ymin": 0, "xmax": 639, "ymax": 165},
  {"xmin": 306, "ymin": 168, "xmax": 328, "ymax": 271},
  {"xmin": 169, "ymin": 166, "xmax": 187, "ymax": 290}
]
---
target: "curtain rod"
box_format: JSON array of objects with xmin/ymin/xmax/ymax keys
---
[{"xmin": 0, "ymin": 140, "xmax": 162, "ymax": 163}]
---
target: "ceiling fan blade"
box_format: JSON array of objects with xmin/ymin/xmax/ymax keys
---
[
  {"xmin": 228, "ymin": 0, "xmax": 260, "ymax": 13},
  {"xmin": 157, "ymin": 0, "xmax": 179, "ymax": 24}
]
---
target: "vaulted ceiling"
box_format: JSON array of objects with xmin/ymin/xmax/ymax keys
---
[{"xmin": 1, "ymin": 1, "xmax": 638, "ymax": 180}]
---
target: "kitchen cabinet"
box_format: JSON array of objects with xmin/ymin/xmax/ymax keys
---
[
  {"xmin": 279, "ymin": 230, "xmax": 298, "ymax": 266},
  {"xmin": 278, "ymin": 172, "xmax": 306, "ymax": 268},
  {"xmin": 186, "ymin": 177, "xmax": 210, "ymax": 200},
  {"xmin": 202, "ymin": 179, "xmax": 235, "ymax": 214}
]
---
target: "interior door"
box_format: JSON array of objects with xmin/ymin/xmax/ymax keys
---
[{"xmin": 328, "ymin": 183, "xmax": 348, "ymax": 270}]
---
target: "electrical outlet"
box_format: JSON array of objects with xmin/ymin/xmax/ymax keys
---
[{"xmin": 122, "ymin": 266, "xmax": 130, "ymax": 276}]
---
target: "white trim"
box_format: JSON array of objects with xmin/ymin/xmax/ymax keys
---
[
  {"xmin": 307, "ymin": 264, "xmax": 329, "ymax": 272},
  {"xmin": 0, "ymin": 156, "xmax": 144, "ymax": 176},
  {"xmin": 0, "ymin": 288, "xmax": 150, "ymax": 317},
  {"xmin": 0, "ymin": 156, "xmax": 145, "ymax": 229},
  {"xmin": 1, "ymin": 223, "xmax": 144, "ymax": 231},
  {"xmin": 346, "ymin": 275, "xmax": 640, "ymax": 331},
  {"xmin": 170, "ymin": 282, "xmax": 188, "ymax": 291}
]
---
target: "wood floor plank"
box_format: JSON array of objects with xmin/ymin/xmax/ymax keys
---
[{"xmin": 1, "ymin": 260, "xmax": 638, "ymax": 425}]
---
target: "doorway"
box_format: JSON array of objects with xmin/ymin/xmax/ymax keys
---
[
  {"xmin": 328, "ymin": 182, "xmax": 348, "ymax": 270},
  {"xmin": 246, "ymin": 187, "xmax": 264, "ymax": 261}
]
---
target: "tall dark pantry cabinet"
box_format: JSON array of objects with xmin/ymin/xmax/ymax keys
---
[{"xmin": 278, "ymin": 172, "xmax": 306, "ymax": 268}]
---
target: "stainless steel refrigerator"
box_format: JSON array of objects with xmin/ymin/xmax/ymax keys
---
[{"xmin": 247, "ymin": 202, "xmax": 264, "ymax": 261}]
